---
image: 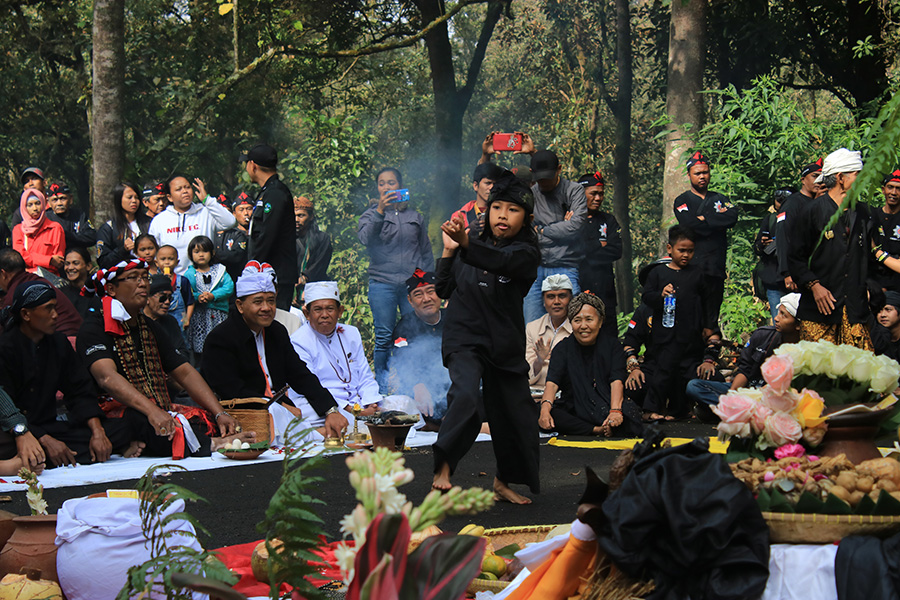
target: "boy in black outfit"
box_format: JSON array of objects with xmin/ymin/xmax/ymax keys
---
[{"xmin": 640, "ymin": 225, "xmax": 712, "ymax": 421}]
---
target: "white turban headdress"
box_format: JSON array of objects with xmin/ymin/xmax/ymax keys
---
[{"xmin": 236, "ymin": 261, "xmax": 277, "ymax": 298}]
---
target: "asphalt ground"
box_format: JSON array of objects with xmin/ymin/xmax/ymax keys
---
[{"xmin": 4, "ymin": 421, "xmax": 718, "ymax": 549}]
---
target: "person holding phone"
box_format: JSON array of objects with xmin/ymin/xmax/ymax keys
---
[{"xmin": 358, "ymin": 167, "xmax": 434, "ymax": 391}]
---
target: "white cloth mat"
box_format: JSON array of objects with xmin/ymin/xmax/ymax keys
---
[{"xmin": 0, "ymin": 429, "xmax": 491, "ymax": 492}]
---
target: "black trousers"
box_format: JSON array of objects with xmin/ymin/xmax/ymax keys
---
[
  {"xmin": 433, "ymin": 350, "xmax": 540, "ymax": 493},
  {"xmin": 703, "ymin": 275, "xmax": 725, "ymax": 329},
  {"xmin": 642, "ymin": 350, "xmax": 700, "ymax": 417},
  {"xmin": 0, "ymin": 417, "xmax": 133, "ymax": 465},
  {"xmin": 276, "ymin": 283, "xmax": 293, "ymax": 311},
  {"xmin": 122, "ymin": 408, "xmax": 212, "ymax": 458}
]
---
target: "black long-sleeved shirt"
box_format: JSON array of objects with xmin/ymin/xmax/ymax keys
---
[
  {"xmin": 580, "ymin": 210, "xmax": 622, "ymax": 308},
  {"xmin": 435, "ymin": 236, "xmax": 539, "ymax": 373},
  {"xmin": 641, "ymin": 263, "xmax": 706, "ymax": 352},
  {"xmin": 0, "ymin": 328, "xmax": 103, "ymax": 438},
  {"xmin": 734, "ymin": 326, "xmax": 782, "ymax": 386},
  {"xmin": 787, "ymin": 194, "xmax": 873, "ymax": 324},
  {"xmin": 673, "ymin": 190, "xmax": 738, "ymax": 278},
  {"xmin": 49, "ymin": 207, "xmax": 96, "ymax": 249},
  {"xmin": 248, "ymin": 175, "xmax": 298, "ymax": 287},
  {"xmin": 870, "ymin": 208, "xmax": 900, "ymax": 291}
]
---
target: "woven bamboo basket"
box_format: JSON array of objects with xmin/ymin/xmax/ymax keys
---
[
  {"xmin": 220, "ymin": 397, "xmax": 271, "ymax": 444},
  {"xmin": 465, "ymin": 524, "xmax": 562, "ymax": 595},
  {"xmin": 763, "ymin": 511, "xmax": 900, "ymax": 544}
]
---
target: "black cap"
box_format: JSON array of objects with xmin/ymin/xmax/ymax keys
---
[
  {"xmin": 577, "ymin": 172, "xmax": 605, "ymax": 187},
  {"xmin": 238, "ymin": 144, "xmax": 277, "ymax": 169},
  {"xmin": 21, "ymin": 167, "xmax": 44, "ymax": 183},
  {"xmin": 148, "ymin": 275, "xmax": 173, "ymax": 296},
  {"xmin": 473, "ymin": 162, "xmax": 503, "ymax": 183},
  {"xmin": 530, "ymin": 150, "xmax": 559, "ymax": 180}
]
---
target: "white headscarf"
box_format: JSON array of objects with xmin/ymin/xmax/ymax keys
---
[
  {"xmin": 235, "ymin": 261, "xmax": 277, "ymax": 298},
  {"xmin": 816, "ymin": 148, "xmax": 863, "ymax": 183},
  {"xmin": 778, "ymin": 293, "xmax": 801, "ymax": 318}
]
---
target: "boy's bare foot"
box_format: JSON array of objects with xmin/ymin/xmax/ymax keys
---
[
  {"xmin": 493, "ymin": 477, "xmax": 531, "ymax": 505},
  {"xmin": 124, "ymin": 441, "xmax": 146, "ymax": 458},
  {"xmin": 432, "ymin": 462, "xmax": 452, "ymax": 492},
  {"xmin": 211, "ymin": 431, "xmax": 257, "ymax": 452}
]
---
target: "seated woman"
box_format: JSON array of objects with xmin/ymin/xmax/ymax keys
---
[
  {"xmin": 538, "ymin": 292, "xmax": 642, "ymax": 438},
  {"xmin": 12, "ymin": 189, "xmax": 65, "ymax": 278}
]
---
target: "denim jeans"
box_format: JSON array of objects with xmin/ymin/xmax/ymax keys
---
[
  {"xmin": 369, "ymin": 280, "xmax": 414, "ymax": 391},
  {"xmin": 523, "ymin": 266, "xmax": 580, "ymax": 324},
  {"xmin": 685, "ymin": 379, "xmax": 731, "ymax": 406},
  {"xmin": 766, "ymin": 288, "xmax": 784, "ymax": 321}
]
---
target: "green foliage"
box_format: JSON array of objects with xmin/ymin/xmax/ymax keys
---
[
  {"xmin": 117, "ymin": 464, "xmax": 238, "ymax": 600},
  {"xmin": 256, "ymin": 422, "xmax": 328, "ymax": 600},
  {"xmin": 276, "ymin": 110, "xmax": 376, "ymax": 349}
]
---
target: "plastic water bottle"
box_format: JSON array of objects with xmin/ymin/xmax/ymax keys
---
[{"xmin": 662, "ymin": 294, "xmax": 676, "ymax": 328}]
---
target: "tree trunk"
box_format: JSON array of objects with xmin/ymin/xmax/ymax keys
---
[
  {"xmin": 660, "ymin": 0, "xmax": 706, "ymax": 253},
  {"xmin": 413, "ymin": 0, "xmax": 502, "ymax": 221},
  {"xmin": 91, "ymin": 0, "xmax": 126, "ymax": 224},
  {"xmin": 612, "ymin": 0, "xmax": 633, "ymax": 313}
]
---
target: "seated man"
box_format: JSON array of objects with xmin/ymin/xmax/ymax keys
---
[
  {"xmin": 623, "ymin": 302, "xmax": 653, "ymax": 407},
  {"xmin": 525, "ymin": 274, "xmax": 573, "ymax": 388},
  {"xmin": 143, "ymin": 275, "xmax": 189, "ymax": 360},
  {"xmin": 538, "ymin": 292, "xmax": 642, "ymax": 437},
  {"xmin": 686, "ymin": 293, "xmax": 802, "ymax": 419},
  {"xmin": 77, "ymin": 259, "xmax": 250, "ymax": 457},
  {"xmin": 202, "ymin": 262, "xmax": 346, "ymax": 444},
  {"xmin": 0, "ymin": 281, "xmax": 138, "ymax": 472},
  {"xmin": 0, "ymin": 248, "xmax": 82, "ymax": 336},
  {"xmin": 387, "ymin": 269, "xmax": 449, "ymax": 428},
  {"xmin": 873, "ymin": 291, "xmax": 900, "ymax": 363},
  {"xmin": 289, "ymin": 281, "xmax": 385, "ymax": 429}
]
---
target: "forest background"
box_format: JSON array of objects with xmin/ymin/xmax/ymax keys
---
[{"xmin": 2, "ymin": 0, "xmax": 899, "ymax": 349}]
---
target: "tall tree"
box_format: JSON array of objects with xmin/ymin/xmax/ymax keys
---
[
  {"xmin": 91, "ymin": 0, "xmax": 125, "ymax": 224},
  {"xmin": 660, "ymin": 0, "xmax": 707, "ymax": 250}
]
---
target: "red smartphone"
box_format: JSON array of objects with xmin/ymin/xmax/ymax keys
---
[{"xmin": 493, "ymin": 133, "xmax": 522, "ymax": 152}]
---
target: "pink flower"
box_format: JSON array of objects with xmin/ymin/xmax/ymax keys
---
[
  {"xmin": 763, "ymin": 472, "xmax": 775, "ymax": 482},
  {"xmin": 762, "ymin": 386, "xmax": 799, "ymax": 413},
  {"xmin": 774, "ymin": 443, "xmax": 805, "ymax": 459},
  {"xmin": 761, "ymin": 354, "xmax": 794, "ymax": 393},
  {"xmin": 712, "ymin": 391, "xmax": 755, "ymax": 424},
  {"xmin": 750, "ymin": 404, "xmax": 773, "ymax": 435},
  {"xmin": 764, "ymin": 413, "xmax": 803, "ymax": 447}
]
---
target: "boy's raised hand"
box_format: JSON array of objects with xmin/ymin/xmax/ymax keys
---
[
  {"xmin": 662, "ymin": 283, "xmax": 675, "ymax": 297},
  {"xmin": 440, "ymin": 213, "xmax": 469, "ymax": 249}
]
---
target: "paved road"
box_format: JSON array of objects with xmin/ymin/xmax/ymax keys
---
[{"xmin": 4, "ymin": 422, "xmax": 717, "ymax": 549}]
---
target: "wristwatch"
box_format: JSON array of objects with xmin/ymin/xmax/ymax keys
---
[
  {"xmin": 12, "ymin": 424, "xmax": 27, "ymax": 437},
  {"xmin": 325, "ymin": 406, "xmax": 339, "ymax": 417}
]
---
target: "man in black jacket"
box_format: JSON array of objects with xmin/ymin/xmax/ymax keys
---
[
  {"xmin": 870, "ymin": 169, "xmax": 900, "ymax": 292},
  {"xmin": 775, "ymin": 158, "xmax": 822, "ymax": 293},
  {"xmin": 201, "ymin": 262, "xmax": 346, "ymax": 440},
  {"xmin": 294, "ymin": 196, "xmax": 332, "ymax": 285},
  {"xmin": 241, "ymin": 144, "xmax": 298, "ymax": 310},
  {"xmin": 577, "ymin": 171, "xmax": 622, "ymax": 337},
  {"xmin": 47, "ymin": 182, "xmax": 96, "ymax": 249},
  {"xmin": 673, "ymin": 152, "xmax": 738, "ymax": 327},
  {"xmin": 215, "ymin": 192, "xmax": 252, "ymax": 283},
  {"xmin": 787, "ymin": 148, "xmax": 874, "ymax": 349}
]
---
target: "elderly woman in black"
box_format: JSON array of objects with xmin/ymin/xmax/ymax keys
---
[{"xmin": 538, "ymin": 292, "xmax": 643, "ymax": 437}]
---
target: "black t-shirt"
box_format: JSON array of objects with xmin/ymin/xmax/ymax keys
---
[{"xmin": 77, "ymin": 311, "xmax": 188, "ymax": 375}]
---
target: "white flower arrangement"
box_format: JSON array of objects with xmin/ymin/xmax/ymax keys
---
[{"xmin": 774, "ymin": 341, "xmax": 900, "ymax": 394}]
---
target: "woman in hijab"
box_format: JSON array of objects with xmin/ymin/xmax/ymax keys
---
[
  {"xmin": 12, "ymin": 189, "xmax": 65, "ymax": 277},
  {"xmin": 538, "ymin": 292, "xmax": 643, "ymax": 437}
]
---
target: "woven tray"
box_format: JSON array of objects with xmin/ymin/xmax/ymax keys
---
[
  {"xmin": 763, "ymin": 511, "xmax": 900, "ymax": 544},
  {"xmin": 465, "ymin": 524, "xmax": 562, "ymax": 595}
]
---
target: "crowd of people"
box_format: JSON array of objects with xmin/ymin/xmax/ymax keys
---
[{"xmin": 1, "ymin": 135, "xmax": 899, "ymax": 506}]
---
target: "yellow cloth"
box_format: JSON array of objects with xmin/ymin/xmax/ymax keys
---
[
  {"xmin": 506, "ymin": 534, "xmax": 597, "ymax": 600},
  {"xmin": 547, "ymin": 436, "xmax": 731, "ymax": 454}
]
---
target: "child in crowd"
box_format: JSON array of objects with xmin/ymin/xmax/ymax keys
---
[
  {"xmin": 134, "ymin": 234, "xmax": 160, "ymax": 274},
  {"xmin": 640, "ymin": 225, "xmax": 711, "ymax": 422},
  {"xmin": 156, "ymin": 244, "xmax": 194, "ymax": 332},
  {"xmin": 433, "ymin": 169, "xmax": 540, "ymax": 505},
  {"xmin": 185, "ymin": 236, "xmax": 233, "ymax": 360},
  {"xmin": 12, "ymin": 189, "xmax": 65, "ymax": 277}
]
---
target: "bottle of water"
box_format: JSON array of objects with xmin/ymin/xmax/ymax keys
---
[{"xmin": 662, "ymin": 294, "xmax": 676, "ymax": 328}]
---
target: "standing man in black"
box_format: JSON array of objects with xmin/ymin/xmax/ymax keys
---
[
  {"xmin": 871, "ymin": 169, "xmax": 900, "ymax": 292},
  {"xmin": 577, "ymin": 172, "xmax": 622, "ymax": 337},
  {"xmin": 775, "ymin": 158, "xmax": 822, "ymax": 293},
  {"xmin": 673, "ymin": 152, "xmax": 738, "ymax": 328},
  {"xmin": 240, "ymin": 144, "xmax": 298, "ymax": 309},
  {"xmin": 787, "ymin": 148, "xmax": 873, "ymax": 349}
]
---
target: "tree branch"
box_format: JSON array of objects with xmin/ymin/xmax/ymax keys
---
[
  {"xmin": 143, "ymin": 47, "xmax": 278, "ymax": 160},
  {"xmin": 458, "ymin": 0, "xmax": 504, "ymax": 106},
  {"xmin": 281, "ymin": 0, "xmax": 487, "ymax": 58}
]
